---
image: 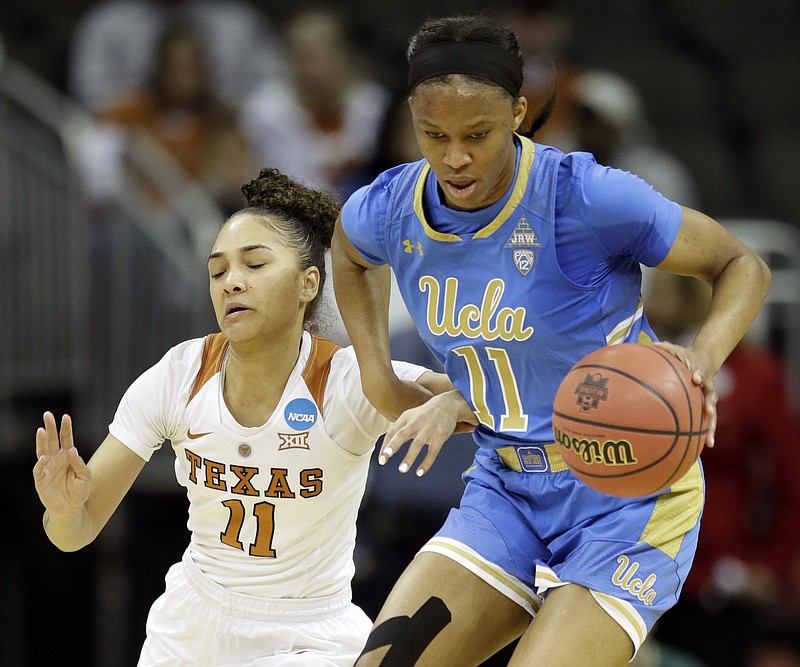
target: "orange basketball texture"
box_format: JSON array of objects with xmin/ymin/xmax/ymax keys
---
[{"xmin": 552, "ymin": 343, "xmax": 707, "ymax": 497}]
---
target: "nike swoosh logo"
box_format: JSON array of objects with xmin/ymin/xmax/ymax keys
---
[{"xmin": 187, "ymin": 429, "xmax": 211, "ymax": 440}]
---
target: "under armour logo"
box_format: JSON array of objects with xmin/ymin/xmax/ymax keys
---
[{"xmin": 402, "ymin": 239, "xmax": 423, "ymax": 255}]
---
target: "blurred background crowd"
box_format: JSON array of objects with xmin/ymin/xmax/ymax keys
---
[{"xmin": 1, "ymin": 1, "xmax": 799, "ymax": 665}]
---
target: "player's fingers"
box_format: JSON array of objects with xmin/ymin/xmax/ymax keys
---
[
  {"xmin": 706, "ymin": 413, "xmax": 717, "ymax": 448},
  {"xmin": 59, "ymin": 414, "xmax": 75, "ymax": 451},
  {"xmin": 32, "ymin": 453, "xmax": 48, "ymax": 484},
  {"xmin": 40, "ymin": 412, "xmax": 60, "ymax": 456},
  {"xmin": 704, "ymin": 392, "xmax": 718, "ymax": 448},
  {"xmin": 35, "ymin": 427, "xmax": 50, "ymax": 460},
  {"xmin": 380, "ymin": 420, "xmax": 418, "ymax": 464},
  {"xmin": 414, "ymin": 438, "xmax": 445, "ymax": 477},
  {"xmin": 397, "ymin": 435, "xmax": 430, "ymax": 474},
  {"xmin": 67, "ymin": 446, "xmax": 90, "ymax": 478},
  {"xmin": 652, "ymin": 341, "xmax": 681, "ymax": 360},
  {"xmin": 379, "ymin": 430, "xmax": 402, "ymax": 465},
  {"xmin": 380, "ymin": 421, "xmax": 403, "ymax": 456}
]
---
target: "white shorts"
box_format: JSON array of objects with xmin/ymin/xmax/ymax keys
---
[{"xmin": 138, "ymin": 550, "xmax": 372, "ymax": 666}]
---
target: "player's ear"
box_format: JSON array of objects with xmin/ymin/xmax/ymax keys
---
[
  {"xmin": 301, "ymin": 267, "xmax": 320, "ymax": 303},
  {"xmin": 512, "ymin": 96, "xmax": 528, "ymax": 132}
]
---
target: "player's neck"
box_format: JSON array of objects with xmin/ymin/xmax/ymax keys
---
[{"xmin": 223, "ymin": 332, "xmax": 304, "ymax": 427}]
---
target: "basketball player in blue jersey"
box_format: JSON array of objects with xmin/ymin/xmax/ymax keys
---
[
  {"xmin": 331, "ymin": 14, "xmax": 771, "ymax": 667},
  {"xmin": 33, "ymin": 168, "xmax": 475, "ymax": 666}
]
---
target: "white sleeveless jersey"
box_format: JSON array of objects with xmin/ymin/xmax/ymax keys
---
[{"xmin": 109, "ymin": 331, "xmax": 426, "ymax": 598}]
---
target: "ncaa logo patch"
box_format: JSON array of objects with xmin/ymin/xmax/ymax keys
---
[{"xmin": 284, "ymin": 398, "xmax": 318, "ymax": 430}]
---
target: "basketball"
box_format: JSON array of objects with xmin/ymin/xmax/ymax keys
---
[{"xmin": 552, "ymin": 343, "xmax": 707, "ymax": 497}]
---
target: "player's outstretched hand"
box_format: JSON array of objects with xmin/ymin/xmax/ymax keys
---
[
  {"xmin": 33, "ymin": 412, "xmax": 91, "ymax": 518},
  {"xmin": 380, "ymin": 390, "xmax": 477, "ymax": 477}
]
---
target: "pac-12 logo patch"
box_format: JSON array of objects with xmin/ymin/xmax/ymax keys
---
[
  {"xmin": 284, "ymin": 398, "xmax": 318, "ymax": 430},
  {"xmin": 513, "ymin": 248, "xmax": 535, "ymax": 276}
]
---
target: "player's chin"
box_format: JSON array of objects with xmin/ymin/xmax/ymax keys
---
[{"xmin": 220, "ymin": 320, "xmax": 255, "ymax": 342}]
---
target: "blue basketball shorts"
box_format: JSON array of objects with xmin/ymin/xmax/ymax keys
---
[{"xmin": 419, "ymin": 445, "xmax": 704, "ymax": 653}]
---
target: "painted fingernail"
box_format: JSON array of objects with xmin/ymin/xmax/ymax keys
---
[
  {"xmin": 416, "ymin": 468, "xmax": 425, "ymax": 477},
  {"xmin": 378, "ymin": 455, "xmax": 386, "ymax": 465},
  {"xmin": 399, "ymin": 462, "xmax": 408, "ymax": 473}
]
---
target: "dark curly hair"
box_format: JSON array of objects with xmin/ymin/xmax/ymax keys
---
[
  {"xmin": 407, "ymin": 15, "xmax": 554, "ymax": 137},
  {"xmin": 237, "ymin": 167, "xmax": 341, "ymax": 328}
]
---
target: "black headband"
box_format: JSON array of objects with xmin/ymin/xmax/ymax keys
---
[{"xmin": 407, "ymin": 41, "xmax": 523, "ymax": 96}]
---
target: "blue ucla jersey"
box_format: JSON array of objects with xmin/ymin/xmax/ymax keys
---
[{"xmin": 342, "ymin": 137, "xmax": 682, "ymax": 450}]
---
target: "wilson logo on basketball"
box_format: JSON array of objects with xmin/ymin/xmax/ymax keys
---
[
  {"xmin": 574, "ymin": 373, "xmax": 608, "ymax": 412},
  {"xmin": 553, "ymin": 425, "xmax": 638, "ymax": 467}
]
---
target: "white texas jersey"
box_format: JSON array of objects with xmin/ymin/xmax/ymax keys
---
[{"xmin": 109, "ymin": 331, "xmax": 426, "ymax": 598}]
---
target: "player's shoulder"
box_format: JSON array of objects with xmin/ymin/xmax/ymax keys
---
[
  {"xmin": 557, "ymin": 148, "xmax": 668, "ymax": 212},
  {"xmin": 551, "ymin": 147, "xmax": 601, "ymax": 180},
  {"xmin": 348, "ymin": 160, "xmax": 425, "ymax": 211},
  {"xmin": 166, "ymin": 335, "xmax": 215, "ymax": 362},
  {"xmin": 156, "ymin": 335, "xmax": 219, "ymax": 384},
  {"xmin": 326, "ymin": 340, "xmax": 359, "ymax": 379}
]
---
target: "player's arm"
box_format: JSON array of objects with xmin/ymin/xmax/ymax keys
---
[
  {"xmin": 33, "ymin": 411, "xmax": 145, "ymax": 552},
  {"xmin": 656, "ymin": 206, "xmax": 770, "ymax": 376},
  {"xmin": 332, "ymin": 214, "xmax": 432, "ymax": 419},
  {"xmin": 655, "ymin": 206, "xmax": 771, "ymax": 443}
]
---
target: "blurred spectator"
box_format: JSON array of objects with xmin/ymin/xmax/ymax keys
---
[
  {"xmin": 239, "ymin": 6, "xmax": 390, "ymax": 197},
  {"xmin": 492, "ymin": 0, "xmax": 584, "ymax": 151},
  {"xmin": 68, "ymin": 0, "xmax": 285, "ymax": 113},
  {"xmin": 632, "ymin": 635, "xmax": 709, "ymax": 667},
  {"xmin": 364, "ymin": 89, "xmax": 422, "ymax": 178},
  {"xmin": 745, "ymin": 624, "xmax": 800, "ymax": 667},
  {"xmin": 643, "ymin": 270, "xmax": 800, "ymax": 667},
  {"xmin": 569, "ymin": 69, "xmax": 701, "ymax": 207},
  {"xmin": 80, "ymin": 22, "xmax": 253, "ymax": 216}
]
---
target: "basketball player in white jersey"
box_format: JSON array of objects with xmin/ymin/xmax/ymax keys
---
[{"xmin": 33, "ymin": 168, "xmax": 476, "ymax": 666}]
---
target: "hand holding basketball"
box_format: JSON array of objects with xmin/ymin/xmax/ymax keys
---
[
  {"xmin": 651, "ymin": 340, "xmax": 718, "ymax": 448},
  {"xmin": 552, "ymin": 344, "xmax": 707, "ymax": 497}
]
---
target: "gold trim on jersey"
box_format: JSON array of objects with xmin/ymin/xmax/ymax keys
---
[
  {"xmin": 188, "ymin": 333, "xmax": 340, "ymax": 416},
  {"xmin": 302, "ymin": 335, "xmax": 341, "ymax": 416},
  {"xmin": 189, "ymin": 333, "xmax": 229, "ymax": 402},
  {"xmin": 638, "ymin": 460, "xmax": 704, "ymax": 560},
  {"xmin": 606, "ymin": 298, "xmax": 644, "ymax": 346},
  {"xmin": 412, "ymin": 135, "xmax": 536, "ymax": 242}
]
